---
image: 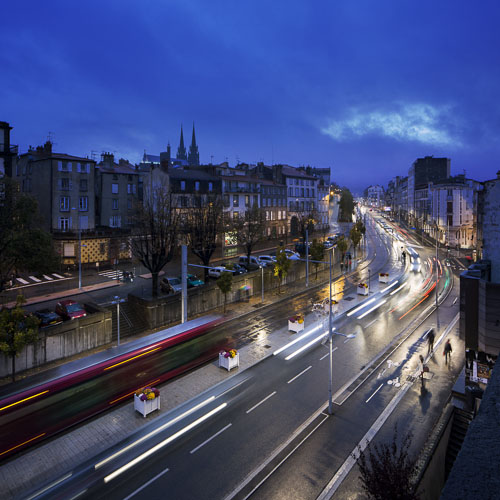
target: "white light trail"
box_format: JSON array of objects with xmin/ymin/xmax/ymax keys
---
[
  {"xmin": 357, "ymin": 300, "xmax": 387, "ymax": 319},
  {"xmin": 285, "ymin": 332, "xmax": 328, "ymax": 360},
  {"xmin": 346, "ymin": 298, "xmax": 376, "ymax": 317},
  {"xmin": 390, "ymin": 283, "xmax": 407, "ymax": 296},
  {"xmin": 273, "ymin": 324, "xmax": 322, "ymax": 355}
]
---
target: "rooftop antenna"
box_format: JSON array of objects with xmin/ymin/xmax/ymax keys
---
[{"xmin": 210, "ymin": 155, "xmax": 214, "ymax": 164}]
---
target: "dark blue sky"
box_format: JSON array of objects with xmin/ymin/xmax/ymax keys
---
[{"xmin": 2, "ymin": 0, "xmax": 500, "ymax": 192}]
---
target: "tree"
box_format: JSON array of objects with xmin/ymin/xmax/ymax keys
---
[
  {"xmin": 233, "ymin": 205, "xmax": 267, "ymax": 262},
  {"xmin": 216, "ymin": 271, "xmax": 232, "ymax": 313},
  {"xmin": 131, "ymin": 181, "xmax": 179, "ymax": 297},
  {"xmin": 339, "ymin": 188, "xmax": 355, "ymax": 222},
  {"xmin": 273, "ymin": 245, "xmax": 290, "ymax": 294},
  {"xmin": 310, "ymin": 239, "xmax": 325, "ymax": 280},
  {"xmin": 336, "ymin": 235, "xmax": 348, "ymax": 262},
  {"xmin": 354, "ymin": 219, "xmax": 367, "ymax": 253},
  {"xmin": 0, "ymin": 295, "xmax": 40, "ymax": 382},
  {"xmin": 355, "ymin": 425, "xmax": 419, "ymax": 500},
  {"xmin": 293, "ymin": 208, "xmax": 318, "ymax": 241},
  {"xmin": 0, "ymin": 179, "xmax": 59, "ymax": 292},
  {"xmin": 185, "ymin": 195, "xmax": 224, "ymax": 281},
  {"xmin": 350, "ymin": 226, "xmax": 362, "ymax": 257}
]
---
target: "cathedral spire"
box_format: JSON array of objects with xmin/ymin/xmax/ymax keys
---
[
  {"xmin": 176, "ymin": 125, "xmax": 187, "ymax": 161},
  {"xmin": 188, "ymin": 122, "xmax": 200, "ymax": 166}
]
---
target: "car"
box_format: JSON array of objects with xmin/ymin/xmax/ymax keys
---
[
  {"xmin": 185, "ymin": 274, "xmax": 204, "ymax": 288},
  {"xmin": 55, "ymin": 300, "xmax": 87, "ymax": 320},
  {"xmin": 238, "ymin": 255, "xmax": 262, "ymax": 271},
  {"xmin": 208, "ymin": 266, "xmax": 229, "ymax": 278},
  {"xmin": 284, "ymin": 249, "xmax": 300, "ymax": 260},
  {"xmin": 35, "ymin": 308, "xmax": 63, "ymax": 328},
  {"xmin": 160, "ymin": 277, "xmax": 183, "ymax": 293},
  {"xmin": 258, "ymin": 255, "xmax": 276, "ymax": 267},
  {"xmin": 323, "ymin": 241, "xmax": 333, "ymax": 249},
  {"xmin": 222, "ymin": 263, "xmax": 248, "ymax": 275}
]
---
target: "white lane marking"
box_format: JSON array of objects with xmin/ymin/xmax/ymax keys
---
[
  {"xmin": 453, "ymin": 297, "xmax": 458, "ymax": 305},
  {"xmin": 68, "ymin": 490, "xmax": 88, "ymax": 500},
  {"xmin": 29, "ymin": 275, "xmax": 41, "ymax": 282},
  {"xmin": 240, "ymin": 414, "xmax": 329, "ymax": 500},
  {"xmin": 287, "ymin": 366, "xmax": 312, "ymax": 384},
  {"xmin": 52, "ymin": 273, "xmax": 65, "ymax": 279},
  {"xmin": 246, "ymin": 391, "xmax": 277, "ymax": 414},
  {"xmin": 25, "ymin": 473, "xmax": 73, "ymax": 500},
  {"xmin": 320, "ymin": 347, "xmax": 337, "ymax": 360},
  {"xmin": 122, "ymin": 467, "xmax": 169, "ymax": 500},
  {"xmin": 366, "ymin": 384, "xmax": 384, "ymax": 403},
  {"xmin": 190, "ymin": 423, "xmax": 232, "ymax": 454},
  {"xmin": 365, "ymin": 318, "xmax": 379, "ymax": 328},
  {"xmin": 16, "ymin": 277, "xmax": 29, "ymax": 284},
  {"xmin": 43, "ymin": 274, "xmax": 54, "ymax": 280}
]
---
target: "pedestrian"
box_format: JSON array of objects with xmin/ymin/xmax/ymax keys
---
[
  {"xmin": 419, "ymin": 354, "xmax": 425, "ymax": 383},
  {"xmin": 444, "ymin": 339, "xmax": 452, "ymax": 364},
  {"xmin": 427, "ymin": 328, "xmax": 435, "ymax": 354}
]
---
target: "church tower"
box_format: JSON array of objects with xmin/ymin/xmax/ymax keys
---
[
  {"xmin": 176, "ymin": 125, "xmax": 187, "ymax": 161},
  {"xmin": 188, "ymin": 123, "xmax": 200, "ymax": 166}
]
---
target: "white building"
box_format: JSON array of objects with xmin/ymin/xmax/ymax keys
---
[{"xmin": 366, "ymin": 185, "xmax": 385, "ymax": 207}]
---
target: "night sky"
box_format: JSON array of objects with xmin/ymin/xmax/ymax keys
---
[{"xmin": 2, "ymin": 1, "xmax": 500, "ymax": 192}]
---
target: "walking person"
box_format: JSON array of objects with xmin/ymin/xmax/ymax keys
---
[
  {"xmin": 427, "ymin": 328, "xmax": 435, "ymax": 354},
  {"xmin": 444, "ymin": 339, "xmax": 452, "ymax": 364},
  {"xmin": 419, "ymin": 354, "xmax": 425, "ymax": 383}
]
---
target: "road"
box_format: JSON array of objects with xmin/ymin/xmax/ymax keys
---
[{"xmin": 26, "ymin": 210, "xmax": 460, "ymax": 500}]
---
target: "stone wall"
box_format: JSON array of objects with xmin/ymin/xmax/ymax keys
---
[
  {"xmin": 481, "ymin": 176, "xmax": 500, "ymax": 283},
  {"xmin": 0, "ymin": 305, "xmax": 112, "ymax": 379},
  {"xmin": 478, "ymin": 280, "xmax": 500, "ymax": 356}
]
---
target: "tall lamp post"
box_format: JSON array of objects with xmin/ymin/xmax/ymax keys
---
[
  {"xmin": 434, "ymin": 221, "xmax": 439, "ymax": 310},
  {"xmin": 71, "ymin": 208, "xmax": 82, "ymax": 289}
]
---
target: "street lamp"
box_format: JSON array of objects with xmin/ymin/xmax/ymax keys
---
[
  {"xmin": 111, "ymin": 296, "xmax": 126, "ymax": 347},
  {"xmin": 71, "ymin": 208, "xmax": 82, "ymax": 289},
  {"xmin": 368, "ymin": 268, "xmax": 371, "ymax": 294}
]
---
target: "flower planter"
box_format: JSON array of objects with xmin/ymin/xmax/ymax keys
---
[
  {"xmin": 357, "ymin": 285, "xmax": 369, "ymax": 296},
  {"xmin": 378, "ymin": 273, "xmax": 389, "ymax": 283},
  {"xmin": 288, "ymin": 320, "xmax": 305, "ymax": 333},
  {"xmin": 134, "ymin": 394, "xmax": 160, "ymax": 418},
  {"xmin": 219, "ymin": 352, "xmax": 240, "ymax": 371}
]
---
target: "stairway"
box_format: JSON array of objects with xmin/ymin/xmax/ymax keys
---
[
  {"xmin": 445, "ymin": 407, "xmax": 474, "ymax": 479},
  {"xmin": 107, "ymin": 301, "xmax": 148, "ymax": 342}
]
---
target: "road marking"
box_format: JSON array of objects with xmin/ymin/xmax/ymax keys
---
[
  {"xmin": 24, "ymin": 473, "xmax": 73, "ymax": 500},
  {"xmin": 320, "ymin": 347, "xmax": 337, "ymax": 360},
  {"xmin": 29, "ymin": 276, "xmax": 41, "ymax": 282},
  {"xmin": 287, "ymin": 366, "xmax": 312, "ymax": 384},
  {"xmin": 52, "ymin": 273, "xmax": 65, "ymax": 279},
  {"xmin": 43, "ymin": 274, "xmax": 54, "ymax": 280},
  {"xmin": 16, "ymin": 277, "xmax": 29, "ymax": 284},
  {"xmin": 240, "ymin": 414, "xmax": 329, "ymax": 500},
  {"xmin": 246, "ymin": 391, "xmax": 277, "ymax": 414},
  {"xmin": 190, "ymin": 423, "xmax": 232, "ymax": 454},
  {"xmin": 122, "ymin": 467, "xmax": 169, "ymax": 500},
  {"xmin": 366, "ymin": 384, "xmax": 384, "ymax": 403},
  {"xmin": 365, "ymin": 318, "xmax": 379, "ymax": 328},
  {"xmin": 453, "ymin": 297, "xmax": 458, "ymax": 305}
]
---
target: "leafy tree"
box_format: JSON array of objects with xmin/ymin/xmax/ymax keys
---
[
  {"xmin": 216, "ymin": 271, "xmax": 233, "ymax": 313},
  {"xmin": 310, "ymin": 239, "xmax": 325, "ymax": 280},
  {"xmin": 339, "ymin": 188, "xmax": 355, "ymax": 222},
  {"xmin": 0, "ymin": 179, "xmax": 58, "ymax": 291},
  {"xmin": 336, "ymin": 235, "xmax": 348, "ymax": 261},
  {"xmin": 185, "ymin": 195, "xmax": 224, "ymax": 281},
  {"xmin": 355, "ymin": 425, "xmax": 419, "ymax": 500},
  {"xmin": 0, "ymin": 295, "xmax": 40, "ymax": 382},
  {"xmin": 233, "ymin": 205, "xmax": 267, "ymax": 262},
  {"xmin": 350, "ymin": 226, "xmax": 362, "ymax": 257},
  {"xmin": 131, "ymin": 180, "xmax": 179, "ymax": 297},
  {"xmin": 273, "ymin": 246, "xmax": 290, "ymax": 294}
]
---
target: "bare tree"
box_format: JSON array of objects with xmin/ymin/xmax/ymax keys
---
[
  {"xmin": 355, "ymin": 424, "xmax": 419, "ymax": 500},
  {"xmin": 131, "ymin": 181, "xmax": 179, "ymax": 297},
  {"xmin": 233, "ymin": 204, "xmax": 267, "ymax": 261},
  {"xmin": 184, "ymin": 194, "xmax": 224, "ymax": 281}
]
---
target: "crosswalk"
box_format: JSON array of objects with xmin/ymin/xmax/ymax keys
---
[
  {"xmin": 98, "ymin": 269, "xmax": 124, "ymax": 280},
  {"xmin": 12, "ymin": 273, "xmax": 71, "ymax": 288}
]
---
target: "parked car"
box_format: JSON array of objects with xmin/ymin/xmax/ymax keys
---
[
  {"xmin": 55, "ymin": 300, "xmax": 87, "ymax": 321},
  {"xmin": 184, "ymin": 274, "xmax": 204, "ymax": 288},
  {"xmin": 35, "ymin": 308, "xmax": 63, "ymax": 328},
  {"xmin": 222, "ymin": 263, "xmax": 247, "ymax": 275},
  {"xmin": 258, "ymin": 255, "xmax": 276, "ymax": 267},
  {"xmin": 160, "ymin": 277, "xmax": 183, "ymax": 293},
  {"xmin": 208, "ymin": 266, "xmax": 229, "ymax": 278},
  {"xmin": 284, "ymin": 249, "xmax": 300, "ymax": 260},
  {"xmin": 323, "ymin": 241, "xmax": 333, "ymax": 249},
  {"xmin": 120, "ymin": 271, "xmax": 135, "ymax": 283},
  {"xmin": 238, "ymin": 255, "xmax": 262, "ymax": 271}
]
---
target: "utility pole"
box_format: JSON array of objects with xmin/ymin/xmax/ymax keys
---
[
  {"xmin": 181, "ymin": 245, "xmax": 188, "ymax": 324},
  {"xmin": 306, "ymin": 228, "xmax": 309, "ymax": 287}
]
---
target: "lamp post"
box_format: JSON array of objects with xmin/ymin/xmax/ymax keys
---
[
  {"xmin": 368, "ymin": 268, "xmax": 371, "ymax": 294},
  {"xmin": 434, "ymin": 222, "xmax": 439, "ymax": 310},
  {"xmin": 261, "ymin": 265, "xmax": 264, "ymax": 303},
  {"xmin": 71, "ymin": 208, "xmax": 82, "ymax": 289},
  {"xmin": 111, "ymin": 296, "xmax": 126, "ymax": 347}
]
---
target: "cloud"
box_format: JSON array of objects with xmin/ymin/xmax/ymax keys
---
[{"xmin": 321, "ymin": 103, "xmax": 462, "ymax": 147}]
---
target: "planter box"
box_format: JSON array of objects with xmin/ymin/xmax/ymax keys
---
[
  {"xmin": 288, "ymin": 320, "xmax": 305, "ymax": 333},
  {"xmin": 379, "ymin": 274, "xmax": 389, "ymax": 283},
  {"xmin": 134, "ymin": 394, "xmax": 160, "ymax": 417},
  {"xmin": 219, "ymin": 352, "xmax": 240, "ymax": 371},
  {"xmin": 357, "ymin": 285, "xmax": 369, "ymax": 296}
]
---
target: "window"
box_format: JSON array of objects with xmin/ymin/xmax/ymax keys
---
[
  {"xmin": 295, "ymin": 188, "xmax": 299, "ymax": 196},
  {"xmin": 180, "ymin": 181, "xmax": 186, "ymax": 191},
  {"xmin": 112, "ymin": 183, "xmax": 119, "ymax": 194},
  {"xmin": 79, "ymin": 196, "xmax": 88, "ymax": 211},
  {"xmin": 208, "ymin": 182, "xmax": 213, "ymax": 192},
  {"xmin": 245, "ymin": 195, "xmax": 250, "ymax": 207},
  {"xmin": 233, "ymin": 195, "xmax": 239, "ymax": 207},
  {"xmin": 58, "ymin": 217, "xmax": 70, "ymax": 231},
  {"xmin": 112, "ymin": 199, "xmax": 119, "ymax": 210},
  {"xmin": 301, "ymin": 188, "xmax": 304, "ymax": 197},
  {"xmin": 195, "ymin": 181, "xmax": 200, "ymax": 191},
  {"xmin": 110, "ymin": 215, "xmax": 121, "ymax": 227},
  {"xmin": 266, "ymin": 211, "xmax": 270, "ymax": 220},
  {"xmin": 77, "ymin": 163, "xmax": 90, "ymax": 173},
  {"xmin": 127, "ymin": 199, "xmax": 132, "ymax": 209},
  {"xmin": 59, "ymin": 178, "xmax": 71, "ymax": 191},
  {"xmin": 223, "ymin": 194, "xmax": 229, "ymax": 207},
  {"xmin": 262, "ymin": 198, "xmax": 266, "ymax": 207},
  {"xmin": 127, "ymin": 183, "xmax": 133, "ymax": 194},
  {"xmin": 79, "ymin": 179, "xmax": 88, "ymax": 191},
  {"xmin": 181, "ymin": 196, "xmax": 188, "ymax": 208},
  {"xmin": 63, "ymin": 243, "xmax": 75, "ymax": 257},
  {"xmin": 58, "ymin": 161, "xmax": 72, "ymax": 172},
  {"xmin": 60, "ymin": 196, "xmax": 69, "ymax": 212},
  {"xmin": 311, "ymin": 189, "xmax": 315, "ymax": 198},
  {"xmin": 254, "ymin": 195, "xmax": 258, "ymax": 206},
  {"xmin": 233, "ymin": 211, "xmax": 238, "ymax": 220},
  {"xmin": 306, "ymin": 188, "xmax": 309, "ymax": 197}
]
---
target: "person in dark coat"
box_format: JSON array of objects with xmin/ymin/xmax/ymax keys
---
[
  {"xmin": 444, "ymin": 339, "xmax": 452, "ymax": 364},
  {"xmin": 427, "ymin": 329, "xmax": 435, "ymax": 354}
]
